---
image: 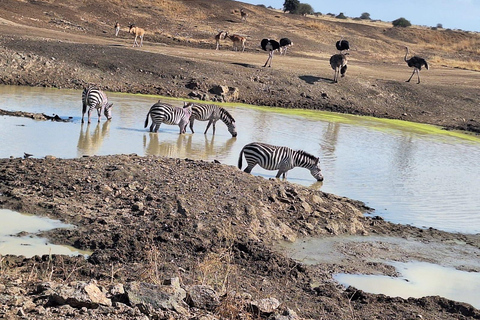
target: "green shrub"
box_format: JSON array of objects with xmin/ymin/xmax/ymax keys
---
[
  {"xmin": 336, "ymin": 12, "xmax": 347, "ymax": 19},
  {"xmin": 392, "ymin": 17, "xmax": 411, "ymax": 27},
  {"xmin": 360, "ymin": 12, "xmax": 371, "ymax": 20}
]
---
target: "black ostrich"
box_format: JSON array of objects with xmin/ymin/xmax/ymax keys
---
[
  {"xmin": 261, "ymin": 39, "xmax": 280, "ymax": 67},
  {"xmin": 279, "ymin": 38, "xmax": 293, "ymax": 55},
  {"xmin": 404, "ymin": 46, "xmax": 429, "ymax": 84},
  {"xmin": 335, "ymin": 37, "xmax": 350, "ymax": 52},
  {"xmin": 330, "ymin": 54, "xmax": 348, "ymax": 83}
]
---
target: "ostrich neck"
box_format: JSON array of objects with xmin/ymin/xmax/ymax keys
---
[{"xmin": 404, "ymin": 48, "xmax": 409, "ymax": 62}]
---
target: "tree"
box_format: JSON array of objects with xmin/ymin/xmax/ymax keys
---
[
  {"xmin": 283, "ymin": 0, "xmax": 300, "ymax": 13},
  {"xmin": 336, "ymin": 12, "xmax": 347, "ymax": 19},
  {"xmin": 360, "ymin": 12, "xmax": 371, "ymax": 20},
  {"xmin": 297, "ymin": 3, "xmax": 314, "ymax": 15},
  {"xmin": 392, "ymin": 17, "xmax": 411, "ymax": 27},
  {"xmin": 437, "ymin": 23, "xmax": 443, "ymax": 28}
]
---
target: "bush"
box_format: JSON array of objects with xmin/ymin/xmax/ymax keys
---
[
  {"xmin": 336, "ymin": 12, "xmax": 347, "ymax": 19},
  {"xmin": 360, "ymin": 12, "xmax": 371, "ymax": 20},
  {"xmin": 392, "ymin": 17, "xmax": 411, "ymax": 27},
  {"xmin": 297, "ymin": 3, "xmax": 314, "ymax": 15}
]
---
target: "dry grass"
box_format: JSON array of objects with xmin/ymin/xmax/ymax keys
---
[{"xmin": 430, "ymin": 55, "xmax": 480, "ymax": 71}]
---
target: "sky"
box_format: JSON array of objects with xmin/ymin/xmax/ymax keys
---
[{"xmin": 239, "ymin": 0, "xmax": 480, "ymax": 32}]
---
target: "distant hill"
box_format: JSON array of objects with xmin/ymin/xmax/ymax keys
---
[{"xmin": 0, "ymin": 0, "xmax": 478, "ymax": 70}]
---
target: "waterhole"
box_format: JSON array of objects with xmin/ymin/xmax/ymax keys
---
[{"xmin": 1, "ymin": 85, "xmax": 479, "ymax": 234}]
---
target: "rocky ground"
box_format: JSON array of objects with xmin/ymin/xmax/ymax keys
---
[{"xmin": 1, "ymin": 0, "xmax": 480, "ymax": 319}]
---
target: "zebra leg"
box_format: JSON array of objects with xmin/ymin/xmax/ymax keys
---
[
  {"xmin": 87, "ymin": 109, "xmax": 93, "ymax": 124},
  {"xmin": 97, "ymin": 107, "xmax": 102, "ymax": 122},
  {"xmin": 204, "ymin": 120, "xmax": 214, "ymax": 134},
  {"xmin": 189, "ymin": 118, "xmax": 195, "ymax": 133},
  {"xmin": 244, "ymin": 163, "xmax": 256, "ymax": 173}
]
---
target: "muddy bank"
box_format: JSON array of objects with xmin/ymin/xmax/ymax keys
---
[{"xmin": 1, "ymin": 155, "xmax": 480, "ymax": 319}]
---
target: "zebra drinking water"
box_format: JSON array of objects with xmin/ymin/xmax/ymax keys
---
[
  {"xmin": 185, "ymin": 103, "xmax": 237, "ymax": 137},
  {"xmin": 144, "ymin": 102, "xmax": 193, "ymax": 133},
  {"xmin": 238, "ymin": 142, "xmax": 323, "ymax": 181},
  {"xmin": 81, "ymin": 86, "xmax": 113, "ymax": 124}
]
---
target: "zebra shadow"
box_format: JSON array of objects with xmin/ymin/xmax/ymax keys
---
[{"xmin": 299, "ymin": 75, "xmax": 331, "ymax": 84}]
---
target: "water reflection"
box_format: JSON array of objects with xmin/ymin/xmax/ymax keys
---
[
  {"xmin": 77, "ymin": 121, "xmax": 111, "ymax": 156},
  {"xmin": 335, "ymin": 261, "xmax": 480, "ymax": 309},
  {"xmin": 143, "ymin": 132, "xmax": 237, "ymax": 159}
]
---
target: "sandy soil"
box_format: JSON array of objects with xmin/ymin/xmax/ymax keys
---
[{"xmin": 1, "ymin": 1, "xmax": 480, "ymax": 319}]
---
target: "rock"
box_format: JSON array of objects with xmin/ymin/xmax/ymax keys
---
[
  {"xmin": 125, "ymin": 278, "xmax": 187, "ymax": 311},
  {"xmin": 45, "ymin": 281, "xmax": 112, "ymax": 309},
  {"xmin": 271, "ymin": 307, "xmax": 300, "ymax": 320},
  {"xmin": 249, "ymin": 297, "xmax": 280, "ymax": 315},
  {"xmin": 185, "ymin": 285, "xmax": 220, "ymax": 311}
]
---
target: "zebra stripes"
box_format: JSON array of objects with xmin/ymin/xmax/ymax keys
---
[
  {"xmin": 187, "ymin": 103, "xmax": 237, "ymax": 137},
  {"xmin": 144, "ymin": 102, "xmax": 192, "ymax": 133},
  {"xmin": 81, "ymin": 86, "xmax": 113, "ymax": 124},
  {"xmin": 238, "ymin": 142, "xmax": 323, "ymax": 181}
]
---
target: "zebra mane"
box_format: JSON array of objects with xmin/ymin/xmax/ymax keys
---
[
  {"xmin": 220, "ymin": 107, "xmax": 235, "ymax": 123},
  {"xmin": 295, "ymin": 149, "xmax": 319, "ymax": 163}
]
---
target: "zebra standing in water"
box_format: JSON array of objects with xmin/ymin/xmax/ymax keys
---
[
  {"xmin": 186, "ymin": 103, "xmax": 237, "ymax": 137},
  {"xmin": 238, "ymin": 142, "xmax": 323, "ymax": 181},
  {"xmin": 81, "ymin": 86, "xmax": 113, "ymax": 124},
  {"xmin": 144, "ymin": 102, "xmax": 192, "ymax": 133}
]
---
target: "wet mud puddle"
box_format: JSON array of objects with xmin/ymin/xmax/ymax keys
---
[
  {"xmin": 0, "ymin": 209, "xmax": 91, "ymax": 257},
  {"xmin": 279, "ymin": 235, "xmax": 480, "ymax": 309},
  {"xmin": 335, "ymin": 261, "xmax": 480, "ymax": 309}
]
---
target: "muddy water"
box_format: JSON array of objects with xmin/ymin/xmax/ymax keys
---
[
  {"xmin": 335, "ymin": 261, "xmax": 480, "ymax": 309},
  {"xmin": 0, "ymin": 209, "xmax": 91, "ymax": 257},
  {"xmin": 1, "ymin": 85, "xmax": 479, "ymax": 234},
  {"xmin": 280, "ymin": 235, "xmax": 480, "ymax": 309}
]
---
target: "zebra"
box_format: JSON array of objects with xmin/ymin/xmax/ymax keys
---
[
  {"xmin": 238, "ymin": 142, "xmax": 323, "ymax": 181},
  {"xmin": 186, "ymin": 103, "xmax": 237, "ymax": 137},
  {"xmin": 144, "ymin": 102, "xmax": 192, "ymax": 133},
  {"xmin": 81, "ymin": 86, "xmax": 113, "ymax": 124}
]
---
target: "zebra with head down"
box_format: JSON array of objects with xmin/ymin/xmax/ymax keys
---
[
  {"xmin": 238, "ymin": 142, "xmax": 323, "ymax": 181},
  {"xmin": 185, "ymin": 103, "xmax": 237, "ymax": 137},
  {"xmin": 81, "ymin": 86, "xmax": 113, "ymax": 124}
]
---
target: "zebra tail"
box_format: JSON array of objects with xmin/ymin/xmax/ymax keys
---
[
  {"xmin": 238, "ymin": 147, "xmax": 244, "ymax": 169},
  {"xmin": 144, "ymin": 110, "xmax": 150, "ymax": 128}
]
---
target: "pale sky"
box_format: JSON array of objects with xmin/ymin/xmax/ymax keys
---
[{"xmin": 239, "ymin": 0, "xmax": 480, "ymax": 32}]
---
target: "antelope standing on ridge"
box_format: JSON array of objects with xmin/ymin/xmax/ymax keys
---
[
  {"xmin": 226, "ymin": 33, "xmax": 246, "ymax": 52},
  {"xmin": 114, "ymin": 22, "xmax": 120, "ymax": 36},
  {"xmin": 240, "ymin": 9, "xmax": 248, "ymax": 22},
  {"xmin": 215, "ymin": 31, "xmax": 228, "ymax": 50},
  {"xmin": 129, "ymin": 24, "xmax": 145, "ymax": 47}
]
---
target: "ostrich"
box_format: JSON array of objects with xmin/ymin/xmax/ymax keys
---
[
  {"xmin": 279, "ymin": 38, "xmax": 293, "ymax": 55},
  {"xmin": 261, "ymin": 39, "xmax": 280, "ymax": 67},
  {"xmin": 330, "ymin": 54, "xmax": 348, "ymax": 83},
  {"xmin": 336, "ymin": 37, "xmax": 350, "ymax": 52},
  {"xmin": 404, "ymin": 46, "xmax": 428, "ymax": 84}
]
